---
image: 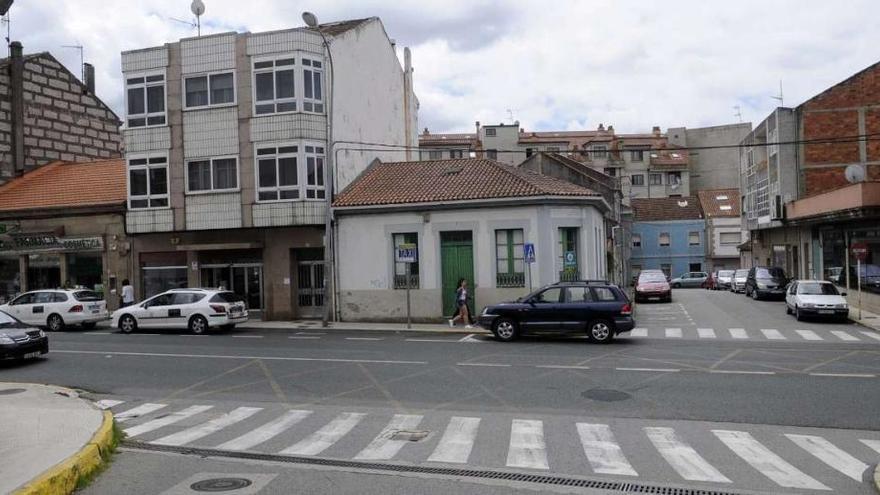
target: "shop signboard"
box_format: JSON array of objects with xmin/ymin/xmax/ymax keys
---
[{"xmin": 0, "ymin": 233, "xmax": 103, "ymax": 254}]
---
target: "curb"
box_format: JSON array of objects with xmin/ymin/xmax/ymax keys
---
[
  {"xmin": 874, "ymin": 463, "xmax": 880, "ymax": 495},
  {"xmin": 239, "ymin": 325, "xmax": 492, "ymax": 335},
  {"xmin": 14, "ymin": 410, "xmax": 115, "ymax": 495}
]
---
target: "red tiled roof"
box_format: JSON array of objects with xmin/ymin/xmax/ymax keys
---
[
  {"xmin": 697, "ymin": 189, "xmax": 741, "ymax": 217},
  {"xmin": 419, "ymin": 133, "xmax": 476, "ymax": 146},
  {"xmin": 632, "ymin": 196, "xmax": 704, "ymax": 221},
  {"xmin": 333, "ymin": 158, "xmax": 599, "ymax": 207},
  {"xmin": 0, "ymin": 159, "xmax": 126, "ymax": 212}
]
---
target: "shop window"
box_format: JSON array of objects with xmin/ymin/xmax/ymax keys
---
[
  {"xmin": 393, "ymin": 233, "xmax": 419, "ymax": 289},
  {"xmin": 142, "ymin": 266, "xmax": 188, "ymax": 298},
  {"xmin": 128, "ymin": 155, "xmax": 169, "ymax": 209},
  {"xmin": 67, "ymin": 253, "xmax": 103, "ymax": 295},
  {"xmin": 496, "ymin": 229, "xmax": 525, "ymax": 287},
  {"xmin": 0, "ymin": 257, "xmax": 19, "ymax": 304}
]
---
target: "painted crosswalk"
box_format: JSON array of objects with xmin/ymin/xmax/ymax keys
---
[
  {"xmin": 616, "ymin": 326, "xmax": 879, "ymax": 343},
  {"xmin": 105, "ymin": 400, "xmax": 880, "ymax": 493}
]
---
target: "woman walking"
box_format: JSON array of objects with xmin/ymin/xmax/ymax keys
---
[{"xmin": 448, "ymin": 278, "xmax": 473, "ymax": 328}]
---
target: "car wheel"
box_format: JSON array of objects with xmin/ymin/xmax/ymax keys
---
[
  {"xmin": 785, "ymin": 305, "xmax": 792, "ymax": 315},
  {"xmin": 119, "ymin": 314, "xmax": 137, "ymax": 334},
  {"xmin": 46, "ymin": 314, "xmax": 65, "ymax": 332},
  {"xmin": 82, "ymin": 322, "xmax": 97, "ymax": 330},
  {"xmin": 588, "ymin": 320, "xmax": 614, "ymax": 344},
  {"xmin": 189, "ymin": 315, "xmax": 209, "ymax": 335},
  {"xmin": 492, "ymin": 318, "xmax": 518, "ymax": 342},
  {"xmin": 672, "ymin": 283, "xmax": 681, "ymax": 289},
  {"xmin": 752, "ymin": 289, "xmax": 760, "ymax": 301},
  {"xmin": 795, "ymin": 307, "xmax": 803, "ymax": 321}
]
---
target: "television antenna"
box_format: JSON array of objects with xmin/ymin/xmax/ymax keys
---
[
  {"xmin": 170, "ymin": 0, "xmax": 205, "ymax": 36},
  {"xmin": 733, "ymin": 105, "xmax": 743, "ymax": 123},
  {"xmin": 61, "ymin": 43, "xmax": 84, "ymax": 82},
  {"xmin": 770, "ymin": 80, "xmax": 784, "ymax": 107}
]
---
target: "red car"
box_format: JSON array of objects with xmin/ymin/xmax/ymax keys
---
[{"xmin": 634, "ymin": 271, "xmax": 672, "ymax": 303}]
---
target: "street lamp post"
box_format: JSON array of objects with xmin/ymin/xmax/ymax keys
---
[{"xmin": 302, "ymin": 12, "xmax": 335, "ymax": 327}]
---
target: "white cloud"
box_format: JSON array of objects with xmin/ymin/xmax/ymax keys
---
[{"xmin": 7, "ymin": 0, "xmax": 880, "ymax": 135}]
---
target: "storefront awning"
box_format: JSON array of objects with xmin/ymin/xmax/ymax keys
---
[{"xmin": 786, "ymin": 181, "xmax": 880, "ymax": 225}]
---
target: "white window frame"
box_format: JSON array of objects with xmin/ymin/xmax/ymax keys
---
[
  {"xmin": 630, "ymin": 174, "xmax": 645, "ymax": 186},
  {"xmin": 252, "ymin": 54, "xmax": 298, "ymax": 116},
  {"xmin": 127, "ymin": 153, "xmax": 170, "ymax": 210},
  {"xmin": 124, "ymin": 70, "xmax": 167, "ymax": 128},
  {"xmin": 303, "ymin": 143, "xmax": 326, "ymax": 200},
  {"xmin": 720, "ymin": 232, "xmax": 741, "ymax": 245},
  {"xmin": 591, "ymin": 144, "xmax": 607, "ymax": 158},
  {"xmin": 649, "ymin": 173, "xmax": 664, "ymax": 185},
  {"xmin": 658, "ymin": 232, "xmax": 670, "ymax": 247},
  {"xmin": 254, "ymin": 142, "xmax": 302, "ymax": 203},
  {"xmin": 182, "ymin": 71, "xmax": 237, "ymax": 110},
  {"xmin": 632, "ymin": 233, "xmax": 642, "ymax": 247},
  {"xmin": 185, "ymin": 155, "xmax": 240, "ymax": 194},
  {"xmin": 301, "ymin": 57, "xmax": 325, "ymax": 114},
  {"xmin": 688, "ymin": 231, "xmax": 701, "ymax": 246}
]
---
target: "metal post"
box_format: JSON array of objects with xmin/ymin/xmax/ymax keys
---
[
  {"xmin": 527, "ymin": 262, "xmax": 532, "ymax": 293},
  {"xmin": 405, "ymin": 275, "xmax": 412, "ymax": 329},
  {"xmin": 317, "ymin": 27, "xmax": 335, "ymax": 327},
  {"xmin": 857, "ymin": 258, "xmax": 862, "ymax": 321}
]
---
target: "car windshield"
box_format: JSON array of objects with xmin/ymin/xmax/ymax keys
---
[
  {"xmin": 756, "ymin": 267, "xmax": 785, "ymax": 278},
  {"xmin": 0, "ymin": 310, "xmax": 18, "ymax": 326},
  {"xmin": 718, "ymin": 270, "xmax": 734, "ymax": 277},
  {"xmin": 73, "ymin": 291, "xmax": 103, "ymax": 302},
  {"xmin": 639, "ymin": 273, "xmax": 667, "ymax": 283},
  {"xmin": 798, "ymin": 283, "xmax": 839, "ymax": 295}
]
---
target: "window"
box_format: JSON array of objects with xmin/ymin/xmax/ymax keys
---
[
  {"xmin": 668, "ymin": 171, "xmax": 682, "ymax": 185},
  {"xmin": 184, "ymin": 72, "xmax": 234, "ymax": 108},
  {"xmin": 629, "ymin": 149, "xmax": 644, "ymax": 161},
  {"xmin": 495, "ymin": 229, "xmax": 525, "ymax": 287},
  {"xmin": 592, "ymin": 287, "xmax": 617, "ymax": 301},
  {"xmin": 558, "ymin": 227, "xmax": 579, "ymax": 281},
  {"xmin": 631, "ymin": 174, "xmax": 645, "ymax": 186},
  {"xmin": 649, "ymin": 173, "xmax": 663, "ymax": 185},
  {"xmin": 533, "ymin": 287, "xmax": 562, "ymax": 303},
  {"xmin": 688, "ymin": 231, "xmax": 701, "ymax": 246},
  {"xmin": 632, "ymin": 234, "xmax": 641, "ymax": 247},
  {"xmin": 126, "ymin": 72, "xmax": 165, "ymax": 127},
  {"xmin": 688, "ymin": 263, "xmax": 702, "ymax": 272},
  {"xmin": 591, "ymin": 145, "xmax": 607, "ymax": 158},
  {"xmin": 393, "ymin": 233, "xmax": 419, "ymax": 289},
  {"xmin": 485, "ymin": 128, "xmax": 496, "ymax": 136},
  {"xmin": 427, "ymin": 150, "xmax": 442, "ymax": 160},
  {"xmin": 658, "ymin": 232, "xmax": 670, "ymax": 247},
  {"xmin": 302, "ymin": 58, "xmax": 324, "ymax": 113},
  {"xmin": 253, "ymin": 57, "xmax": 297, "ymax": 115},
  {"xmin": 565, "ymin": 286, "xmax": 592, "ymax": 302},
  {"xmin": 128, "ymin": 155, "xmax": 169, "ymax": 209},
  {"xmin": 603, "ymin": 167, "xmax": 616, "ymax": 177},
  {"xmin": 719, "ymin": 205, "xmax": 732, "ymax": 211},
  {"xmin": 449, "ymin": 150, "xmax": 464, "ymax": 159},
  {"xmin": 547, "ymin": 146, "xmax": 560, "ymax": 152},
  {"xmin": 487, "ymin": 149, "xmax": 498, "ymax": 160},
  {"xmin": 720, "ymin": 232, "xmax": 741, "ymax": 245},
  {"xmin": 187, "ymin": 157, "xmax": 238, "ymax": 193},
  {"xmin": 304, "ymin": 145, "xmax": 326, "ymax": 199},
  {"xmin": 256, "ymin": 145, "xmax": 300, "ymax": 201}
]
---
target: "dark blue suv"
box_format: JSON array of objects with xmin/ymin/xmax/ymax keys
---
[{"xmin": 478, "ymin": 281, "xmax": 634, "ymax": 343}]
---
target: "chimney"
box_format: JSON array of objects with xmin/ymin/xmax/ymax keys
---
[
  {"xmin": 607, "ymin": 125, "xmax": 614, "ymax": 134},
  {"xmin": 83, "ymin": 62, "xmax": 95, "ymax": 94},
  {"xmin": 9, "ymin": 41, "xmax": 25, "ymax": 176},
  {"xmin": 597, "ymin": 123, "xmax": 605, "ymax": 131},
  {"xmin": 652, "ymin": 125, "xmax": 661, "ymax": 136},
  {"xmin": 475, "ymin": 121, "xmax": 480, "ymax": 135}
]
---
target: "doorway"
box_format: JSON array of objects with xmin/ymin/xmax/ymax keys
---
[
  {"xmin": 440, "ymin": 231, "xmax": 474, "ymax": 317},
  {"xmin": 201, "ymin": 264, "xmax": 264, "ymax": 311},
  {"xmin": 296, "ymin": 261, "xmax": 325, "ymax": 318}
]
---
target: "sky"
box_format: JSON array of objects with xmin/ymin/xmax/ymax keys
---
[{"xmin": 4, "ymin": 0, "xmax": 880, "ymax": 134}]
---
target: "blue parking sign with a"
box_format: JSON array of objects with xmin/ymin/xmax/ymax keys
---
[{"xmin": 524, "ymin": 243, "xmax": 536, "ymax": 264}]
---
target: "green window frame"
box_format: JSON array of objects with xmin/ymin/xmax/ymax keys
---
[{"xmin": 495, "ymin": 229, "xmax": 525, "ymax": 287}]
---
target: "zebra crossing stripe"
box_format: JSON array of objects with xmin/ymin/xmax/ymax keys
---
[
  {"xmin": 761, "ymin": 329, "xmax": 785, "ymax": 340},
  {"xmin": 729, "ymin": 328, "xmax": 748, "ymax": 339},
  {"xmin": 124, "ymin": 405, "xmax": 214, "ymax": 438},
  {"xmin": 152, "ymin": 407, "xmax": 263, "ymax": 446},
  {"xmin": 281, "ymin": 412, "xmax": 366, "ymax": 456},
  {"xmin": 831, "ymin": 330, "xmax": 860, "ymax": 342},
  {"xmin": 859, "ymin": 331, "xmax": 880, "ymax": 341},
  {"xmin": 644, "ymin": 427, "xmax": 730, "ymax": 483},
  {"xmin": 354, "ymin": 414, "xmax": 424, "ymax": 460},
  {"xmin": 786, "ymin": 434, "xmax": 869, "ymax": 482},
  {"xmin": 860, "ymin": 439, "xmax": 880, "ymax": 454},
  {"xmin": 427, "ymin": 416, "xmax": 481, "ymax": 464},
  {"xmin": 712, "ymin": 430, "xmax": 830, "ymax": 490},
  {"xmin": 630, "ymin": 328, "xmax": 648, "ymax": 337},
  {"xmin": 577, "ymin": 423, "xmax": 637, "ymax": 476},
  {"xmin": 95, "ymin": 399, "xmax": 124, "ymax": 410},
  {"xmin": 795, "ymin": 330, "xmax": 823, "ymax": 341},
  {"xmin": 665, "ymin": 328, "xmax": 682, "ymax": 338},
  {"xmin": 115, "ymin": 403, "xmax": 167, "ymax": 423},
  {"xmin": 216, "ymin": 410, "xmax": 312, "ymax": 451},
  {"xmin": 697, "ymin": 328, "xmax": 716, "ymax": 339},
  {"xmin": 507, "ymin": 419, "xmax": 549, "ymax": 470}
]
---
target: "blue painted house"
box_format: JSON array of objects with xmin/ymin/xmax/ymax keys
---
[{"xmin": 630, "ymin": 197, "xmax": 706, "ymax": 279}]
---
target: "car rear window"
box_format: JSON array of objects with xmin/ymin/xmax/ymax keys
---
[
  {"xmin": 73, "ymin": 291, "xmax": 103, "ymax": 302},
  {"xmin": 718, "ymin": 270, "xmax": 734, "ymax": 276},
  {"xmin": 172, "ymin": 293, "xmax": 205, "ymax": 305},
  {"xmin": 210, "ymin": 292, "xmax": 245, "ymax": 303},
  {"xmin": 591, "ymin": 287, "xmax": 618, "ymax": 301},
  {"xmin": 735, "ymin": 270, "xmax": 749, "ymax": 276},
  {"xmin": 756, "ymin": 267, "xmax": 785, "ymax": 278}
]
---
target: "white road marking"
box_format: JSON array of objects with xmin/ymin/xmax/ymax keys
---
[
  {"xmin": 535, "ymin": 365, "xmax": 591, "ymax": 370},
  {"xmin": 405, "ymin": 338, "xmax": 460, "ymax": 343},
  {"xmin": 809, "ymin": 373, "xmax": 876, "ymax": 378},
  {"xmin": 456, "ymin": 362, "xmax": 511, "ymax": 368},
  {"xmin": 83, "ymin": 332, "xmax": 112, "ymax": 335},
  {"xmin": 231, "ymin": 335, "xmax": 263, "ymax": 339},
  {"xmin": 54, "ymin": 350, "xmax": 427, "ymax": 365},
  {"xmin": 729, "ymin": 328, "xmax": 748, "ymax": 339},
  {"xmin": 216, "ymin": 410, "xmax": 312, "ymax": 451},
  {"xmin": 507, "ymin": 419, "xmax": 549, "ymax": 470},
  {"xmin": 345, "ymin": 337, "xmax": 383, "ymax": 341},
  {"xmin": 860, "ymin": 439, "xmax": 880, "ymax": 454},
  {"xmin": 95, "ymin": 399, "xmax": 124, "ymax": 410},
  {"xmin": 616, "ymin": 367, "xmax": 680, "ymax": 373},
  {"xmin": 354, "ymin": 414, "xmax": 424, "ymax": 460},
  {"xmin": 288, "ymin": 336, "xmax": 321, "ymax": 340},
  {"xmin": 760, "ymin": 329, "xmax": 785, "ymax": 340},
  {"xmin": 458, "ymin": 334, "xmax": 485, "ymax": 343},
  {"xmin": 709, "ymin": 370, "xmax": 776, "ymax": 375},
  {"xmin": 697, "ymin": 328, "xmax": 716, "ymax": 339},
  {"xmin": 180, "ymin": 335, "xmax": 208, "ymax": 337},
  {"xmin": 114, "ymin": 403, "xmax": 167, "ymax": 423},
  {"xmin": 831, "ymin": 330, "xmax": 860, "ymax": 342},
  {"xmin": 786, "ymin": 434, "xmax": 869, "ymax": 481},
  {"xmin": 296, "ymin": 332, "xmax": 325, "ymax": 335},
  {"xmin": 713, "ymin": 430, "xmax": 830, "ymax": 490},
  {"xmin": 630, "ymin": 328, "xmax": 648, "ymax": 337},
  {"xmin": 645, "ymin": 427, "xmax": 730, "ymax": 483},
  {"xmin": 577, "ymin": 423, "xmax": 637, "ymax": 476},
  {"xmin": 152, "ymin": 406, "xmax": 263, "ymax": 446},
  {"xmin": 859, "ymin": 331, "xmax": 880, "ymax": 341},
  {"xmin": 124, "ymin": 405, "xmax": 214, "ymax": 438},
  {"xmin": 427, "ymin": 416, "xmax": 481, "ymax": 464},
  {"xmin": 665, "ymin": 328, "xmax": 682, "ymax": 338},
  {"xmin": 795, "ymin": 330, "xmax": 823, "ymax": 341},
  {"xmin": 281, "ymin": 412, "xmax": 366, "ymax": 456}
]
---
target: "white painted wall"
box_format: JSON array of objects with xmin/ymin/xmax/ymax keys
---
[{"xmin": 710, "ymin": 216, "xmax": 743, "ymax": 258}]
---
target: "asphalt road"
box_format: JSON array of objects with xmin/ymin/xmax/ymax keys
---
[{"xmin": 3, "ymin": 289, "xmax": 880, "ymax": 494}]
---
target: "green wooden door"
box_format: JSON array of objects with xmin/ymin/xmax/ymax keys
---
[{"xmin": 441, "ymin": 231, "xmax": 474, "ymax": 317}]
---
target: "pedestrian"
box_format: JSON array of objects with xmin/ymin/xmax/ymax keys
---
[
  {"xmin": 448, "ymin": 278, "xmax": 473, "ymax": 329},
  {"xmin": 120, "ymin": 279, "xmax": 135, "ymax": 308}
]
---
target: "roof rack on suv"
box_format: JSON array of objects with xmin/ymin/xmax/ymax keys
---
[
  {"xmin": 552, "ymin": 280, "xmax": 612, "ymax": 285},
  {"xmin": 167, "ymin": 288, "xmax": 208, "ymax": 292}
]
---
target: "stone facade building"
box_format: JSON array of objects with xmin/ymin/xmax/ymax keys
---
[{"xmin": 0, "ymin": 42, "xmax": 122, "ymax": 183}]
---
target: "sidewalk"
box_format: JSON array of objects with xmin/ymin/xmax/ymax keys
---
[
  {"xmin": 851, "ymin": 306, "xmax": 880, "ymax": 332},
  {"xmin": 242, "ymin": 319, "xmax": 492, "ymax": 334},
  {"xmin": 0, "ymin": 383, "xmax": 114, "ymax": 495}
]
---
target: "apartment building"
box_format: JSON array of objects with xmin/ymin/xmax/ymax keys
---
[
  {"xmin": 120, "ymin": 17, "xmax": 418, "ymax": 320},
  {"xmin": 697, "ymin": 189, "xmax": 743, "ymax": 271}
]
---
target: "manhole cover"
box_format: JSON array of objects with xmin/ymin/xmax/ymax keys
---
[
  {"xmin": 190, "ymin": 478, "xmax": 252, "ymax": 492},
  {"xmin": 0, "ymin": 388, "xmax": 26, "ymax": 396},
  {"xmin": 581, "ymin": 388, "xmax": 631, "ymax": 402},
  {"xmin": 390, "ymin": 430, "xmax": 430, "ymax": 442}
]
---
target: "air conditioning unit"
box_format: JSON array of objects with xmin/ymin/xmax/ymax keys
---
[{"xmin": 770, "ymin": 195, "xmax": 783, "ymax": 220}]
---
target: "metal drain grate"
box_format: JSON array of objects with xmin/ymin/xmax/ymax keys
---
[{"xmin": 123, "ymin": 440, "xmax": 745, "ymax": 495}]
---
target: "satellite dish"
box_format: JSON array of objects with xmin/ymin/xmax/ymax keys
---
[
  {"xmin": 190, "ymin": 0, "xmax": 205, "ymax": 16},
  {"xmin": 845, "ymin": 164, "xmax": 866, "ymax": 183}
]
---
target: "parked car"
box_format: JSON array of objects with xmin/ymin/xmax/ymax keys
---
[
  {"xmin": 111, "ymin": 288, "xmax": 248, "ymax": 335},
  {"xmin": 478, "ymin": 281, "xmax": 634, "ymax": 343},
  {"xmin": 715, "ymin": 270, "xmax": 735, "ymax": 290},
  {"xmin": 836, "ymin": 264, "xmax": 880, "ymax": 293},
  {"xmin": 670, "ymin": 272, "xmax": 708, "ymax": 288},
  {"xmin": 634, "ymin": 270, "xmax": 672, "ymax": 303},
  {"xmin": 731, "ymin": 269, "xmax": 749, "ymax": 293},
  {"xmin": 0, "ymin": 289, "xmax": 108, "ymax": 331},
  {"xmin": 0, "ymin": 309, "xmax": 48, "ymax": 361},
  {"xmin": 785, "ymin": 280, "xmax": 849, "ymax": 322},
  {"xmin": 745, "ymin": 266, "xmax": 788, "ymax": 300}
]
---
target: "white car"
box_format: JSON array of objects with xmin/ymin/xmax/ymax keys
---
[
  {"xmin": 111, "ymin": 288, "xmax": 249, "ymax": 334},
  {"xmin": 0, "ymin": 289, "xmax": 109, "ymax": 331},
  {"xmin": 785, "ymin": 280, "xmax": 849, "ymax": 322}
]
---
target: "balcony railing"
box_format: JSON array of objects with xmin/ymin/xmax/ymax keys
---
[
  {"xmin": 393, "ymin": 274, "xmax": 420, "ymax": 290},
  {"xmin": 496, "ymin": 272, "xmax": 525, "ymax": 288},
  {"xmin": 558, "ymin": 270, "xmax": 581, "ymax": 282}
]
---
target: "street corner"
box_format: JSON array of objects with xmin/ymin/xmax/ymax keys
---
[{"xmin": 2, "ymin": 383, "xmax": 117, "ymax": 495}]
